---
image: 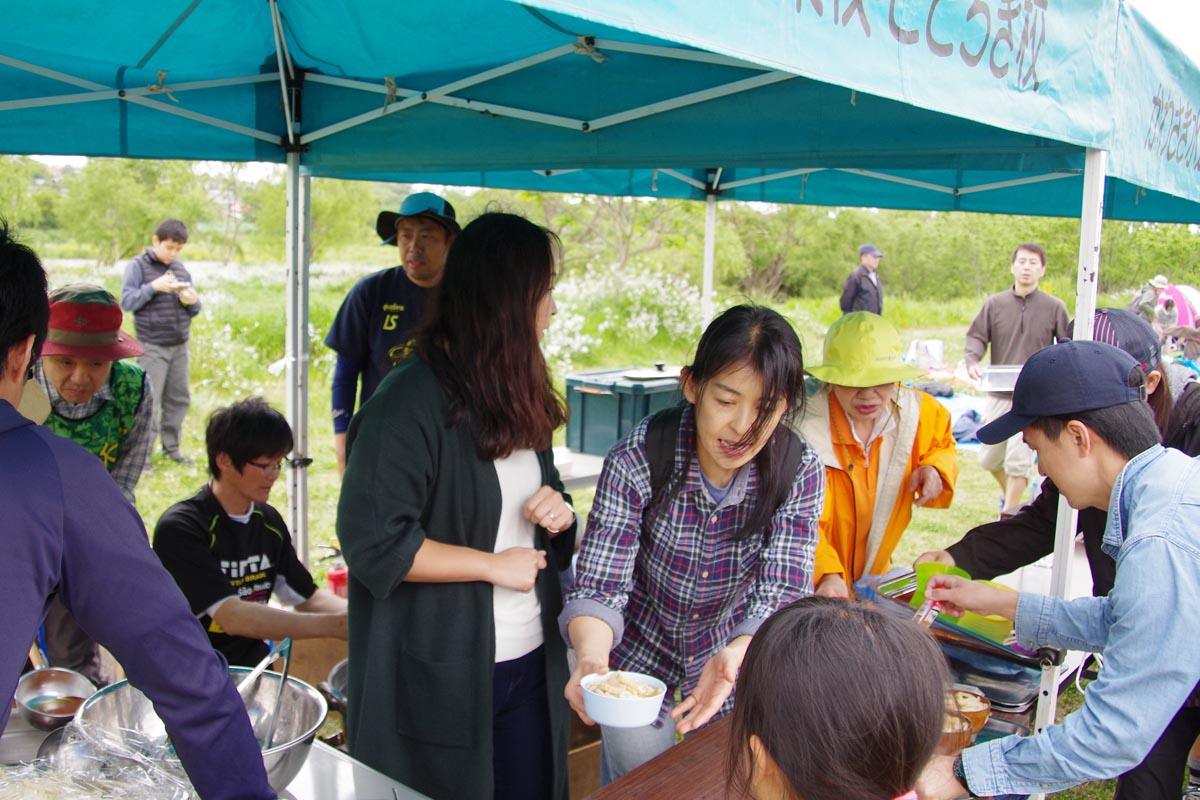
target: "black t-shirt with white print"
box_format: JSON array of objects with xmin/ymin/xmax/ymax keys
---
[{"xmin": 153, "ymin": 484, "xmax": 317, "ymax": 666}]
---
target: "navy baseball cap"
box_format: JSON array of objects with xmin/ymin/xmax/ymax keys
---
[
  {"xmin": 976, "ymin": 341, "xmax": 1145, "ymax": 444},
  {"xmin": 1066, "ymin": 307, "xmax": 1161, "ymax": 375},
  {"xmin": 859, "ymin": 244, "xmax": 883, "ymax": 257},
  {"xmin": 376, "ymin": 192, "xmax": 460, "ymax": 243}
]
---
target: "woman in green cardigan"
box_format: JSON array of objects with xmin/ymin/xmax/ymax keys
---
[{"xmin": 337, "ymin": 213, "xmax": 576, "ymax": 800}]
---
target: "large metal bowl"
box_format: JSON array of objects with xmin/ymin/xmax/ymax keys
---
[
  {"xmin": 74, "ymin": 666, "xmax": 327, "ymax": 793},
  {"xmin": 15, "ymin": 667, "xmax": 96, "ymax": 731}
]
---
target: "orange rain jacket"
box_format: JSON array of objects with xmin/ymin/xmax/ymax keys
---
[{"xmin": 793, "ymin": 385, "xmax": 958, "ymax": 591}]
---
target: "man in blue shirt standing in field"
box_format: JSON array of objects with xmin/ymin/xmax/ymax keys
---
[
  {"xmin": 918, "ymin": 340, "xmax": 1200, "ymax": 799},
  {"xmin": 324, "ymin": 192, "xmax": 459, "ymax": 476}
]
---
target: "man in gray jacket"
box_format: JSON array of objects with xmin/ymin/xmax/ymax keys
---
[{"xmin": 120, "ymin": 218, "xmax": 200, "ymax": 465}]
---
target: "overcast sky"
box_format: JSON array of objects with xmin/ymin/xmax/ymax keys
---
[{"xmin": 1130, "ymin": 0, "xmax": 1200, "ymax": 64}]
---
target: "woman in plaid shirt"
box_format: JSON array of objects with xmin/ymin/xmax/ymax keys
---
[{"xmin": 560, "ymin": 305, "xmax": 825, "ymax": 783}]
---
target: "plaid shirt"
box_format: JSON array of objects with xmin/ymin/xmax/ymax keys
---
[
  {"xmin": 562, "ymin": 406, "xmax": 823, "ymax": 720},
  {"xmin": 36, "ymin": 363, "xmax": 153, "ymax": 505}
]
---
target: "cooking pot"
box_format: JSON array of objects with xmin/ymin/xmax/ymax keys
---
[
  {"xmin": 75, "ymin": 666, "xmax": 326, "ymax": 793},
  {"xmin": 14, "ymin": 667, "xmax": 96, "ymax": 731},
  {"xmin": 318, "ymin": 658, "xmax": 348, "ymax": 717}
]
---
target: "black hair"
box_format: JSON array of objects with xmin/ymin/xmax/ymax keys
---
[
  {"xmin": 1010, "ymin": 242, "xmax": 1046, "ymax": 265},
  {"xmin": 416, "ymin": 212, "xmax": 567, "ymax": 460},
  {"xmin": 728, "ymin": 598, "xmax": 947, "ymax": 800},
  {"xmin": 1164, "ymin": 382, "xmax": 1200, "ymax": 456},
  {"xmin": 659, "ymin": 305, "xmax": 805, "ymax": 541},
  {"xmin": 0, "ymin": 219, "xmax": 49, "ymax": 376},
  {"xmin": 1029, "ymin": 400, "xmax": 1161, "ymax": 460},
  {"xmin": 206, "ymin": 397, "xmax": 294, "ymax": 478},
  {"xmin": 154, "ymin": 218, "xmax": 189, "ymax": 243}
]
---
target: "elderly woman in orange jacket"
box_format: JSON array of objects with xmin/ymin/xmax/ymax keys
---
[{"xmin": 791, "ymin": 312, "xmax": 958, "ymax": 598}]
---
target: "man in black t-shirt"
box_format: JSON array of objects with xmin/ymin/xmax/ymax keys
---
[
  {"xmin": 324, "ymin": 192, "xmax": 460, "ymax": 477},
  {"xmin": 153, "ymin": 398, "xmax": 347, "ymax": 666}
]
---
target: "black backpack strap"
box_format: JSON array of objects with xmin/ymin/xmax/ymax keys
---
[
  {"xmin": 646, "ymin": 406, "xmax": 805, "ymax": 521},
  {"xmin": 766, "ymin": 427, "xmax": 807, "ymax": 514},
  {"xmin": 645, "ymin": 405, "xmax": 685, "ymax": 498}
]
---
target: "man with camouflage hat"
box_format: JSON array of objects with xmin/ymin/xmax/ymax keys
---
[
  {"xmin": 32, "ymin": 283, "xmax": 154, "ymax": 685},
  {"xmin": 325, "ymin": 191, "xmax": 460, "ymax": 475},
  {"xmin": 35, "ymin": 284, "xmax": 153, "ymax": 504}
]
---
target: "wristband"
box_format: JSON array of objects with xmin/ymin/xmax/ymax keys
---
[{"xmin": 952, "ymin": 754, "xmax": 975, "ymax": 797}]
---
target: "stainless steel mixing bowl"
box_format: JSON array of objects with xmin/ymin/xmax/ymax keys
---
[{"xmin": 74, "ymin": 666, "xmax": 327, "ymax": 792}]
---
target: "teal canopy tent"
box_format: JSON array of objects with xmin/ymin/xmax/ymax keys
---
[{"xmin": 3, "ymin": 6, "xmax": 1198, "ymax": 709}]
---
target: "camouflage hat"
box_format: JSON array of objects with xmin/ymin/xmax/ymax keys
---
[{"xmin": 41, "ymin": 284, "xmax": 143, "ymax": 361}]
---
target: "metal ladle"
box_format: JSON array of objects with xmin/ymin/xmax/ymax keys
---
[
  {"xmin": 261, "ymin": 640, "xmax": 293, "ymax": 750},
  {"xmin": 237, "ymin": 638, "xmax": 292, "ymax": 701}
]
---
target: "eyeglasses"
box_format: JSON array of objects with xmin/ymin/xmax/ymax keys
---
[{"xmin": 246, "ymin": 456, "xmax": 314, "ymax": 474}]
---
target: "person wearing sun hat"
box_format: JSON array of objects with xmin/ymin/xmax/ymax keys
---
[
  {"xmin": 35, "ymin": 284, "xmax": 153, "ymax": 502},
  {"xmin": 32, "ymin": 283, "xmax": 155, "ymax": 687},
  {"xmin": 917, "ymin": 340, "xmax": 1200, "ymax": 800},
  {"xmin": 1129, "ymin": 272, "xmax": 1170, "ymax": 324},
  {"xmin": 790, "ymin": 312, "xmax": 958, "ymax": 599},
  {"xmin": 325, "ymin": 190, "xmax": 461, "ymax": 476}
]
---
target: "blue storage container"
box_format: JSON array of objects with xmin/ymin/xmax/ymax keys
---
[{"xmin": 565, "ymin": 368, "xmax": 682, "ymax": 456}]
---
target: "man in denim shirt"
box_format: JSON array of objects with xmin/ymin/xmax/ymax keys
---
[{"xmin": 918, "ymin": 340, "xmax": 1200, "ymax": 799}]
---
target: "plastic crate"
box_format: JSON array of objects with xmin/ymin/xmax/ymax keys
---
[{"xmin": 565, "ymin": 368, "xmax": 683, "ymax": 456}]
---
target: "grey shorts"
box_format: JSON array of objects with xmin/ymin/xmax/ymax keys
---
[{"xmin": 977, "ymin": 393, "xmax": 1035, "ymax": 478}]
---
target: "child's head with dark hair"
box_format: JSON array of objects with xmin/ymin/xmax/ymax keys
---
[
  {"xmin": 728, "ymin": 598, "xmax": 947, "ymax": 800},
  {"xmin": 206, "ymin": 397, "xmax": 294, "ymax": 479},
  {"xmin": 0, "ymin": 219, "xmax": 50, "ymax": 375},
  {"xmin": 678, "ymin": 305, "xmax": 805, "ymax": 539},
  {"xmin": 154, "ymin": 218, "xmax": 189, "ymax": 243}
]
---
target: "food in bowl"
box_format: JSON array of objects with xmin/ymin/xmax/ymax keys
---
[
  {"xmin": 580, "ymin": 671, "xmax": 667, "ymax": 728},
  {"xmin": 587, "ymin": 672, "xmax": 664, "ymax": 699},
  {"xmin": 937, "ymin": 711, "xmax": 974, "ymax": 755},
  {"xmin": 946, "ymin": 686, "xmax": 991, "ymax": 733}
]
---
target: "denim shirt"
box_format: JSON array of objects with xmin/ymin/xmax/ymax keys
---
[{"xmin": 963, "ymin": 445, "xmax": 1200, "ymax": 797}]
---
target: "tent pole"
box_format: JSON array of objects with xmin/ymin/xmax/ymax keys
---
[
  {"xmin": 702, "ymin": 192, "xmax": 716, "ymax": 324},
  {"xmin": 284, "ymin": 151, "xmax": 312, "ymax": 565},
  {"xmin": 1031, "ymin": 148, "xmax": 1107, "ymax": 761}
]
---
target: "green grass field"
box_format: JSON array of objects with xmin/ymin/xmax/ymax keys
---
[{"xmin": 42, "ymin": 255, "xmax": 1130, "ymax": 797}]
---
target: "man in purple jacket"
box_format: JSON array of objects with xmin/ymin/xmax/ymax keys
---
[{"xmin": 0, "ymin": 221, "xmax": 273, "ymax": 800}]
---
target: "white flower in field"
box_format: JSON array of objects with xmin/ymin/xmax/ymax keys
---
[{"xmin": 268, "ymin": 358, "xmax": 288, "ymax": 376}]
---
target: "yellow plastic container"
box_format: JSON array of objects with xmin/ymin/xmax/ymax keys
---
[{"xmin": 909, "ymin": 566, "xmax": 1013, "ymax": 644}]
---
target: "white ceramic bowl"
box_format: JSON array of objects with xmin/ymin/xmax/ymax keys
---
[{"xmin": 581, "ymin": 671, "xmax": 667, "ymax": 728}]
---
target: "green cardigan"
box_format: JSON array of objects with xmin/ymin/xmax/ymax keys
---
[{"xmin": 337, "ymin": 358, "xmax": 576, "ymax": 800}]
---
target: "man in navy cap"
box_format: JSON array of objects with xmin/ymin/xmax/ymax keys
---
[
  {"xmin": 325, "ymin": 191, "xmax": 460, "ymax": 475},
  {"xmin": 839, "ymin": 243, "xmax": 883, "ymax": 315},
  {"xmin": 917, "ymin": 340, "xmax": 1200, "ymax": 799}
]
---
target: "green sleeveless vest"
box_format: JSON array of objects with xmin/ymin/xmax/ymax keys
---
[{"xmin": 46, "ymin": 360, "xmax": 145, "ymax": 472}]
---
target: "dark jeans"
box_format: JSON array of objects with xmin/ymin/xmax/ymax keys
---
[
  {"xmin": 493, "ymin": 645, "xmax": 552, "ymax": 800},
  {"xmin": 1114, "ymin": 703, "xmax": 1200, "ymax": 799}
]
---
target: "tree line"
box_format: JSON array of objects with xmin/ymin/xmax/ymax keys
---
[{"xmin": 2, "ymin": 155, "xmax": 1195, "ymax": 301}]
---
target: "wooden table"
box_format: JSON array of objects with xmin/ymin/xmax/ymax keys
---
[{"xmin": 585, "ymin": 716, "xmax": 733, "ymax": 800}]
